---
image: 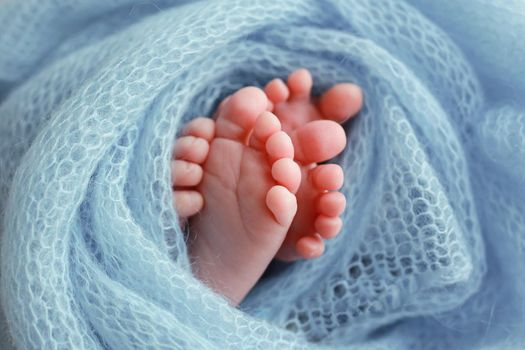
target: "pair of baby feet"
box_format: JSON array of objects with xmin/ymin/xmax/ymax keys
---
[{"xmin": 172, "ymin": 69, "xmax": 362, "ymax": 304}]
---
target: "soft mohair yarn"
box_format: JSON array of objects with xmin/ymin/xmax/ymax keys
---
[{"xmin": 1, "ymin": 0, "xmax": 524, "ymax": 349}]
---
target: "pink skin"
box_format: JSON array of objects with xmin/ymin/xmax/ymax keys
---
[
  {"xmin": 174, "ymin": 99, "xmax": 300, "ymax": 305},
  {"xmin": 172, "ymin": 69, "xmax": 362, "ymax": 304},
  {"xmin": 262, "ymin": 69, "xmax": 362, "ymax": 260}
]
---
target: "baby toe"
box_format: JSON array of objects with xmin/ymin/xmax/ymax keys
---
[
  {"xmin": 249, "ymin": 111, "xmax": 281, "ymax": 151},
  {"xmin": 215, "ymin": 86, "xmax": 268, "ymax": 142},
  {"xmin": 266, "ymin": 130, "xmax": 294, "ymax": 162},
  {"xmin": 317, "ymin": 191, "xmax": 346, "ymax": 217},
  {"xmin": 271, "ymin": 158, "xmax": 301, "ymax": 194},
  {"xmin": 296, "ymin": 234, "xmax": 325, "ymax": 259},
  {"xmin": 265, "ymin": 78, "xmax": 290, "ymax": 105},
  {"xmin": 213, "ymin": 95, "xmax": 231, "ymax": 119},
  {"xmin": 266, "ymin": 185, "xmax": 297, "ymax": 227},
  {"xmin": 291, "ymin": 120, "xmax": 346, "ymax": 164},
  {"xmin": 318, "ymin": 83, "xmax": 363, "ymax": 123},
  {"xmin": 311, "ymin": 164, "xmax": 344, "ymax": 191},
  {"xmin": 287, "ymin": 68, "xmax": 313, "ymax": 100},
  {"xmin": 315, "ymin": 215, "xmax": 343, "ymax": 239},
  {"xmin": 183, "ymin": 117, "xmax": 215, "ymax": 141},
  {"xmin": 173, "ymin": 136, "xmax": 210, "ymax": 164},
  {"xmin": 171, "ymin": 160, "xmax": 203, "ymax": 187},
  {"xmin": 173, "ymin": 190, "xmax": 204, "ymax": 218}
]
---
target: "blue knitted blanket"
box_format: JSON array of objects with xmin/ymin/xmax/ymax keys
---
[{"xmin": 1, "ymin": 1, "xmax": 524, "ymax": 349}]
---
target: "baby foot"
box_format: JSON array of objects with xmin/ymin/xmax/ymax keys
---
[
  {"xmin": 173, "ymin": 87, "xmax": 300, "ymax": 305},
  {"xmin": 264, "ymin": 69, "xmax": 363, "ymax": 261}
]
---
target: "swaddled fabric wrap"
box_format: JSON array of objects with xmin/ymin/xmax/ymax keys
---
[{"xmin": 1, "ymin": 0, "xmax": 524, "ymax": 349}]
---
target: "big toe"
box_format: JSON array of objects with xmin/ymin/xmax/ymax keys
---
[
  {"xmin": 291, "ymin": 120, "xmax": 347, "ymax": 164},
  {"xmin": 319, "ymin": 83, "xmax": 363, "ymax": 123},
  {"xmin": 215, "ymin": 86, "xmax": 269, "ymax": 142}
]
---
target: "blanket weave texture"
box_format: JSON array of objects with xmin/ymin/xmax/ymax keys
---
[{"xmin": 1, "ymin": 0, "xmax": 524, "ymax": 349}]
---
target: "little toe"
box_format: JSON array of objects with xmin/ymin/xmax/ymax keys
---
[
  {"xmin": 315, "ymin": 215, "xmax": 343, "ymax": 239},
  {"xmin": 287, "ymin": 68, "xmax": 313, "ymax": 100},
  {"xmin": 291, "ymin": 120, "xmax": 346, "ymax": 164},
  {"xmin": 173, "ymin": 190, "xmax": 204, "ymax": 218},
  {"xmin": 173, "ymin": 136, "xmax": 209, "ymax": 164},
  {"xmin": 311, "ymin": 164, "xmax": 344, "ymax": 191},
  {"xmin": 249, "ymin": 111, "xmax": 281, "ymax": 151},
  {"xmin": 213, "ymin": 95, "xmax": 231, "ymax": 119},
  {"xmin": 296, "ymin": 234, "xmax": 325, "ymax": 259},
  {"xmin": 266, "ymin": 100, "xmax": 274, "ymax": 112},
  {"xmin": 319, "ymin": 83, "xmax": 363, "ymax": 123},
  {"xmin": 171, "ymin": 160, "xmax": 203, "ymax": 187},
  {"xmin": 265, "ymin": 78, "xmax": 290, "ymax": 105},
  {"xmin": 317, "ymin": 192, "xmax": 346, "ymax": 217},
  {"xmin": 266, "ymin": 185, "xmax": 297, "ymax": 227},
  {"xmin": 266, "ymin": 131, "xmax": 294, "ymax": 162},
  {"xmin": 215, "ymin": 86, "xmax": 268, "ymax": 142},
  {"xmin": 271, "ymin": 158, "xmax": 301, "ymax": 194},
  {"xmin": 183, "ymin": 117, "xmax": 215, "ymax": 141}
]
